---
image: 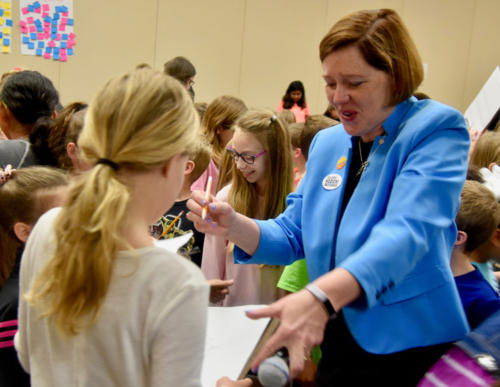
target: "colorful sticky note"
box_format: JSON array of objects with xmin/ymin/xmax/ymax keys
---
[
  {"xmin": 66, "ymin": 40, "xmax": 73, "ymax": 48},
  {"xmin": 30, "ymin": 32, "xmax": 36, "ymax": 40},
  {"xmin": 48, "ymin": 40, "xmax": 55, "ymax": 48},
  {"xmin": 55, "ymin": 34, "xmax": 61, "ymax": 41},
  {"xmin": 37, "ymin": 32, "xmax": 43, "ymax": 39},
  {"xmin": 2, "ymin": 46, "xmax": 9, "ymax": 53},
  {"xmin": 34, "ymin": 7, "xmax": 41, "ymax": 14},
  {"xmin": 35, "ymin": 19, "xmax": 42, "ymax": 26},
  {"xmin": 67, "ymin": 48, "xmax": 73, "ymax": 56},
  {"xmin": 60, "ymin": 48, "xmax": 66, "ymax": 55},
  {"xmin": 43, "ymin": 32, "xmax": 49, "ymax": 39},
  {"xmin": 3, "ymin": 26, "xmax": 11, "ymax": 34},
  {"xmin": 27, "ymin": 17, "xmax": 34, "ymax": 24},
  {"xmin": 29, "ymin": 25, "xmax": 36, "ymax": 33},
  {"xmin": 51, "ymin": 25, "xmax": 57, "ymax": 32},
  {"xmin": 61, "ymin": 17, "xmax": 67, "ymax": 25},
  {"xmin": 19, "ymin": 20, "xmax": 27, "ymax": 28},
  {"xmin": 60, "ymin": 42, "xmax": 66, "ymax": 48},
  {"xmin": 53, "ymin": 54, "xmax": 59, "ymax": 60},
  {"xmin": 67, "ymin": 19, "xmax": 74, "ymax": 26},
  {"xmin": 62, "ymin": 11, "xmax": 68, "ymax": 17},
  {"xmin": 45, "ymin": 46, "xmax": 51, "ymax": 53},
  {"xmin": 22, "ymin": 36, "xmax": 29, "ymax": 44},
  {"xmin": 59, "ymin": 24, "xmax": 65, "ymax": 31},
  {"xmin": 6, "ymin": 19, "xmax": 12, "ymax": 27},
  {"xmin": 0, "ymin": 9, "xmax": 3, "ymax": 16},
  {"xmin": 44, "ymin": 15, "xmax": 51, "ymax": 23},
  {"xmin": 62, "ymin": 33, "xmax": 67, "ymax": 40},
  {"xmin": 3, "ymin": 38, "xmax": 10, "ymax": 46},
  {"xmin": 28, "ymin": 42, "xmax": 34, "ymax": 49},
  {"xmin": 68, "ymin": 32, "xmax": 75, "ymax": 39},
  {"xmin": 42, "ymin": 4, "xmax": 49, "ymax": 12},
  {"xmin": 21, "ymin": 27, "xmax": 28, "ymax": 34},
  {"xmin": 42, "ymin": 12, "xmax": 49, "ymax": 19},
  {"xmin": 60, "ymin": 54, "xmax": 67, "ymax": 62},
  {"xmin": 36, "ymin": 48, "xmax": 42, "ymax": 56},
  {"xmin": 27, "ymin": 5, "xmax": 33, "ymax": 12},
  {"xmin": 53, "ymin": 13, "xmax": 59, "ymax": 20},
  {"xmin": 3, "ymin": 2, "xmax": 10, "ymax": 10},
  {"xmin": 51, "ymin": 33, "xmax": 56, "ymax": 40},
  {"xmin": 43, "ymin": 52, "xmax": 50, "ymax": 59},
  {"xmin": 44, "ymin": 26, "xmax": 49, "ymax": 33},
  {"xmin": 0, "ymin": 16, "xmax": 3, "ymax": 25},
  {"xmin": 0, "ymin": 32, "xmax": 2, "ymax": 38},
  {"xmin": 21, "ymin": 7, "xmax": 29, "ymax": 15},
  {"xmin": 37, "ymin": 41, "xmax": 44, "ymax": 48},
  {"xmin": 34, "ymin": 1, "xmax": 41, "ymax": 8},
  {"xmin": 4, "ymin": 11, "xmax": 10, "ymax": 18}
]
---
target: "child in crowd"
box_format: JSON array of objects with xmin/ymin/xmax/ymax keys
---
[
  {"xmin": 469, "ymin": 130, "xmax": 500, "ymax": 291},
  {"xmin": 452, "ymin": 180, "xmax": 500, "ymax": 329},
  {"xmin": 201, "ymin": 109, "xmax": 293, "ymax": 306},
  {"xmin": 150, "ymin": 138, "xmax": 212, "ymax": 267},
  {"xmin": 15, "ymin": 68, "xmax": 209, "ymax": 386},
  {"xmin": 191, "ymin": 95, "xmax": 247, "ymax": 195},
  {"xmin": 277, "ymin": 80, "xmax": 310, "ymax": 123},
  {"xmin": 0, "ymin": 165, "xmax": 68, "ymax": 387}
]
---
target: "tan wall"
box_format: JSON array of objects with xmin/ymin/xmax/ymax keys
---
[{"xmin": 2, "ymin": 0, "xmax": 498, "ymax": 115}]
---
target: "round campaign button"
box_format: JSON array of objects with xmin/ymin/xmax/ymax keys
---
[{"xmin": 322, "ymin": 174, "xmax": 342, "ymax": 190}]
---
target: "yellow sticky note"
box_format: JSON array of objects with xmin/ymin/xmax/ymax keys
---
[
  {"xmin": 2, "ymin": 46, "xmax": 9, "ymax": 53},
  {"xmin": 0, "ymin": 17, "xmax": 4, "ymax": 26},
  {"xmin": 0, "ymin": 2, "xmax": 3, "ymax": 8},
  {"xmin": 2, "ymin": 26, "xmax": 10, "ymax": 35},
  {"xmin": 4, "ymin": 11, "xmax": 10, "ymax": 17},
  {"xmin": 4, "ymin": 2, "xmax": 10, "ymax": 10}
]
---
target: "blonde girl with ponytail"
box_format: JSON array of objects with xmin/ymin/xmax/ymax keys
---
[
  {"xmin": 15, "ymin": 68, "xmax": 209, "ymax": 387},
  {"xmin": 201, "ymin": 109, "xmax": 294, "ymax": 306}
]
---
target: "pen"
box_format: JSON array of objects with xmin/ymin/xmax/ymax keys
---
[
  {"xmin": 159, "ymin": 210, "xmax": 184, "ymax": 239},
  {"xmin": 201, "ymin": 176, "xmax": 212, "ymax": 220}
]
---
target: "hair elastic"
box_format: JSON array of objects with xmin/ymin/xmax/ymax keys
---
[
  {"xmin": 270, "ymin": 115, "xmax": 278, "ymax": 125},
  {"xmin": 0, "ymin": 164, "xmax": 15, "ymax": 185},
  {"xmin": 97, "ymin": 158, "xmax": 119, "ymax": 171}
]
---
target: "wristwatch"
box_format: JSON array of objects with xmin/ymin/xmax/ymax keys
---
[{"xmin": 305, "ymin": 283, "xmax": 337, "ymax": 317}]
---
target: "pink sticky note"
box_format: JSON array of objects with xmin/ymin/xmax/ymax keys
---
[
  {"xmin": 42, "ymin": 12, "xmax": 49, "ymax": 19},
  {"xmin": 19, "ymin": 20, "xmax": 27, "ymax": 28},
  {"xmin": 67, "ymin": 40, "xmax": 74, "ymax": 48},
  {"xmin": 44, "ymin": 33, "xmax": 50, "ymax": 39},
  {"xmin": 62, "ymin": 11, "xmax": 68, "ymax": 17},
  {"xmin": 48, "ymin": 40, "xmax": 55, "ymax": 48},
  {"xmin": 42, "ymin": 4, "xmax": 50, "ymax": 11},
  {"xmin": 55, "ymin": 34, "xmax": 61, "ymax": 41},
  {"xmin": 60, "ymin": 54, "xmax": 67, "ymax": 62},
  {"xmin": 59, "ymin": 24, "xmax": 66, "ymax": 31},
  {"xmin": 37, "ymin": 33, "xmax": 44, "ymax": 40},
  {"xmin": 44, "ymin": 26, "xmax": 50, "ymax": 33},
  {"xmin": 22, "ymin": 7, "xmax": 29, "ymax": 14},
  {"xmin": 68, "ymin": 32, "xmax": 75, "ymax": 39},
  {"xmin": 29, "ymin": 25, "xmax": 36, "ymax": 33},
  {"xmin": 61, "ymin": 17, "xmax": 68, "ymax": 25},
  {"xmin": 21, "ymin": 27, "xmax": 28, "ymax": 34},
  {"xmin": 43, "ymin": 52, "xmax": 51, "ymax": 59},
  {"xmin": 34, "ymin": 7, "xmax": 41, "ymax": 14},
  {"xmin": 60, "ymin": 48, "xmax": 66, "ymax": 56},
  {"xmin": 27, "ymin": 17, "xmax": 34, "ymax": 24}
]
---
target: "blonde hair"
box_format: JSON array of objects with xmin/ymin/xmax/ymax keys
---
[
  {"xmin": 0, "ymin": 166, "xmax": 68, "ymax": 288},
  {"xmin": 300, "ymin": 115, "xmax": 337, "ymax": 160},
  {"xmin": 320, "ymin": 9, "xmax": 423, "ymax": 106},
  {"xmin": 26, "ymin": 68, "xmax": 199, "ymax": 335},
  {"xmin": 201, "ymin": 95, "xmax": 247, "ymax": 167},
  {"xmin": 189, "ymin": 138, "xmax": 212, "ymax": 184},
  {"xmin": 456, "ymin": 180, "xmax": 500, "ymax": 253},
  {"xmin": 229, "ymin": 109, "xmax": 293, "ymax": 219},
  {"xmin": 470, "ymin": 131, "xmax": 500, "ymax": 168}
]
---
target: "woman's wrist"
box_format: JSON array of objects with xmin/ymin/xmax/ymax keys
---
[{"xmin": 305, "ymin": 283, "xmax": 337, "ymax": 318}]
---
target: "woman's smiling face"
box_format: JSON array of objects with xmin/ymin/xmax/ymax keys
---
[{"xmin": 322, "ymin": 45, "xmax": 395, "ymax": 142}]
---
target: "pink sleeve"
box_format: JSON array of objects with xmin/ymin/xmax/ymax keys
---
[
  {"xmin": 276, "ymin": 100, "xmax": 284, "ymax": 112},
  {"xmin": 200, "ymin": 186, "xmax": 230, "ymax": 282},
  {"xmin": 305, "ymin": 104, "xmax": 311, "ymax": 118}
]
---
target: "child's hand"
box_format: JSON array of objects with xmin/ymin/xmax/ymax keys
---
[
  {"xmin": 187, "ymin": 190, "xmax": 236, "ymax": 237},
  {"xmin": 208, "ymin": 279, "xmax": 234, "ymax": 303}
]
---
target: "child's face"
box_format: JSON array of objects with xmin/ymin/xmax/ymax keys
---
[
  {"xmin": 290, "ymin": 90, "xmax": 302, "ymax": 103},
  {"xmin": 231, "ymin": 130, "xmax": 268, "ymax": 190}
]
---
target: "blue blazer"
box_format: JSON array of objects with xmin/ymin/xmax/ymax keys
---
[{"xmin": 235, "ymin": 97, "xmax": 470, "ymax": 354}]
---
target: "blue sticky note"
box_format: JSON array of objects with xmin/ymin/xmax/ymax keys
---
[
  {"xmin": 28, "ymin": 5, "xmax": 34, "ymax": 12},
  {"xmin": 53, "ymin": 54, "xmax": 60, "ymax": 61},
  {"xmin": 60, "ymin": 42, "xmax": 66, "ymax": 48},
  {"xmin": 38, "ymin": 41, "xmax": 44, "ymax": 48},
  {"xmin": 67, "ymin": 48, "xmax": 73, "ymax": 56},
  {"xmin": 3, "ymin": 38, "xmax": 10, "ymax": 46},
  {"xmin": 67, "ymin": 19, "xmax": 74, "ymax": 26},
  {"xmin": 28, "ymin": 42, "xmax": 34, "ymax": 49},
  {"xmin": 37, "ymin": 26, "xmax": 43, "ymax": 32},
  {"xmin": 23, "ymin": 36, "xmax": 30, "ymax": 44},
  {"xmin": 52, "ymin": 19, "xmax": 58, "ymax": 25},
  {"xmin": 51, "ymin": 25, "xmax": 57, "ymax": 32},
  {"xmin": 62, "ymin": 33, "xmax": 68, "ymax": 40},
  {"xmin": 30, "ymin": 32, "xmax": 37, "ymax": 40},
  {"xmin": 54, "ymin": 47, "xmax": 60, "ymax": 55},
  {"xmin": 44, "ymin": 15, "xmax": 51, "ymax": 23},
  {"xmin": 51, "ymin": 33, "xmax": 57, "ymax": 40},
  {"xmin": 53, "ymin": 13, "xmax": 60, "ymax": 20},
  {"xmin": 0, "ymin": 33, "xmax": 2, "ymax": 39},
  {"xmin": 6, "ymin": 19, "xmax": 13, "ymax": 27},
  {"xmin": 45, "ymin": 46, "xmax": 52, "ymax": 53},
  {"xmin": 34, "ymin": 1, "xmax": 41, "ymax": 8},
  {"xmin": 61, "ymin": 6, "xmax": 68, "ymax": 12},
  {"xmin": 35, "ymin": 19, "xmax": 42, "ymax": 26},
  {"xmin": 55, "ymin": 6, "xmax": 62, "ymax": 13},
  {"xmin": 36, "ymin": 48, "xmax": 42, "ymax": 56},
  {"xmin": 0, "ymin": 9, "xmax": 3, "ymax": 16}
]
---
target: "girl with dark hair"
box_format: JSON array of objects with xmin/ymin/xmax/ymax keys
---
[{"xmin": 277, "ymin": 80, "xmax": 310, "ymax": 122}]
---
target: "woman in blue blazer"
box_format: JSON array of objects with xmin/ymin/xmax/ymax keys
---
[{"xmin": 189, "ymin": 9, "xmax": 469, "ymax": 386}]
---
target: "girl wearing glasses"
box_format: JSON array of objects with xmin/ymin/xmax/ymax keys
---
[{"xmin": 201, "ymin": 109, "xmax": 293, "ymax": 306}]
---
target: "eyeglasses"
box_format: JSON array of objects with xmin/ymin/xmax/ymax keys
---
[{"xmin": 227, "ymin": 146, "xmax": 266, "ymax": 165}]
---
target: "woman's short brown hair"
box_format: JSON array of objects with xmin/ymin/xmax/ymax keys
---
[{"xmin": 319, "ymin": 8, "xmax": 423, "ymax": 106}]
